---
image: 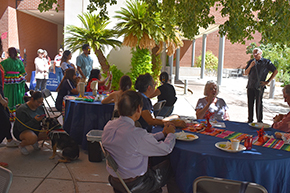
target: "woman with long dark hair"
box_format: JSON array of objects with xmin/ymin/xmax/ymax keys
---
[
  {"xmin": 86, "ymin": 69, "xmax": 112, "ymax": 92},
  {"xmin": 60, "ymin": 50, "xmax": 76, "ymax": 72},
  {"xmin": 0, "ymin": 47, "xmax": 26, "ymax": 121},
  {"xmin": 55, "ymin": 69, "xmax": 79, "ymax": 111}
]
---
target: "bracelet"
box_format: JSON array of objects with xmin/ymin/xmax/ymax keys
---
[{"xmin": 266, "ymin": 80, "xmax": 270, "ymax": 83}]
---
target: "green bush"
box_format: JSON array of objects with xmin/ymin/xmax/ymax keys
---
[
  {"xmin": 128, "ymin": 47, "xmax": 153, "ymax": 88},
  {"xmin": 110, "ymin": 65, "xmax": 124, "ymax": 91},
  {"xmin": 195, "ymin": 51, "xmax": 218, "ymax": 75}
]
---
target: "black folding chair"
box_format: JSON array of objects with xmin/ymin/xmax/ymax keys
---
[
  {"xmin": 193, "ymin": 176, "xmax": 268, "ymax": 193},
  {"xmin": 99, "ymin": 142, "xmax": 131, "ymax": 193},
  {"xmin": 41, "ymin": 89, "xmax": 61, "ymax": 116}
]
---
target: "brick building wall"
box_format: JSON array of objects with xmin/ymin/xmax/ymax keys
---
[
  {"xmin": 179, "ymin": 31, "xmax": 262, "ymax": 69},
  {"xmin": 17, "ymin": 11, "xmax": 58, "ymax": 81},
  {"xmin": 178, "ymin": 3, "xmax": 262, "ymax": 69},
  {"xmin": 17, "ymin": 0, "xmax": 64, "ymax": 11},
  {"xmin": 0, "ymin": 0, "xmax": 59, "ymax": 81}
]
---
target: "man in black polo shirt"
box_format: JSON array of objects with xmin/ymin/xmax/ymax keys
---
[{"xmin": 244, "ymin": 48, "xmax": 278, "ymax": 123}]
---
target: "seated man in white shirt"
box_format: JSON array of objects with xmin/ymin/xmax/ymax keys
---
[{"xmin": 102, "ymin": 90, "xmax": 182, "ymax": 193}]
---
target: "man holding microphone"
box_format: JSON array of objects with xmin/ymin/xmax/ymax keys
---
[{"xmin": 244, "ymin": 48, "xmax": 278, "ymax": 123}]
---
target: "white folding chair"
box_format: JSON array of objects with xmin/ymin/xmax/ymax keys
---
[
  {"xmin": 153, "ymin": 100, "xmax": 166, "ymax": 117},
  {"xmin": 0, "ymin": 166, "xmax": 13, "ymax": 193},
  {"xmin": 99, "ymin": 142, "xmax": 131, "ymax": 193},
  {"xmin": 193, "ymin": 176, "xmax": 268, "ymax": 193}
]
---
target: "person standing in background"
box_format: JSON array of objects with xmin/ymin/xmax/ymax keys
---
[
  {"xmin": 0, "ymin": 47, "xmax": 26, "ymax": 121},
  {"xmin": 244, "ymin": 48, "xmax": 278, "ymax": 123},
  {"xmin": 76, "ymin": 44, "xmax": 93, "ymax": 82},
  {"xmin": 60, "ymin": 50, "xmax": 76, "ymax": 72},
  {"xmin": 43, "ymin": 50, "xmax": 51, "ymax": 71},
  {"xmin": 53, "ymin": 48, "xmax": 64, "ymax": 84},
  {"xmin": 34, "ymin": 49, "xmax": 48, "ymax": 91}
]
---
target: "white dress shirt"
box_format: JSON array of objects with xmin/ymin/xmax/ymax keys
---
[{"xmin": 102, "ymin": 116, "xmax": 176, "ymax": 179}]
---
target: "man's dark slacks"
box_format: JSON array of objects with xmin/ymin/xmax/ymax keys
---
[{"xmin": 247, "ymin": 88, "xmax": 264, "ymax": 123}]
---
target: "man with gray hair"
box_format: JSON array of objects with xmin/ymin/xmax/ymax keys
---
[
  {"xmin": 102, "ymin": 90, "xmax": 182, "ymax": 193},
  {"xmin": 244, "ymin": 48, "xmax": 278, "ymax": 123}
]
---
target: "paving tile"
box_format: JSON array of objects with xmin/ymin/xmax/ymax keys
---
[
  {"xmin": 2, "ymin": 145, "xmax": 57, "ymax": 178},
  {"xmin": 9, "ymin": 176, "xmax": 43, "ymax": 193},
  {"xmin": 47, "ymin": 163, "xmax": 72, "ymax": 180},
  {"xmin": 33, "ymin": 179, "xmax": 75, "ymax": 193},
  {"xmin": 66, "ymin": 151, "xmax": 110, "ymax": 183},
  {"xmin": 77, "ymin": 181, "xmax": 114, "ymax": 193}
]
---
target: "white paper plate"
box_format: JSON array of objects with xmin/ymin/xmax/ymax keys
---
[
  {"xmin": 175, "ymin": 132, "xmax": 199, "ymax": 141},
  {"xmin": 248, "ymin": 122, "xmax": 271, "ymax": 129},
  {"xmin": 215, "ymin": 141, "xmax": 246, "ymax": 153}
]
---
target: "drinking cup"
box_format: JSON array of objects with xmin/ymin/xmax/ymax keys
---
[{"xmin": 231, "ymin": 139, "xmax": 240, "ymax": 151}]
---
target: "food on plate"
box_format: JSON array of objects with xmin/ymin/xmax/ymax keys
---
[
  {"xmin": 275, "ymin": 132, "xmax": 290, "ymax": 144},
  {"xmin": 275, "ymin": 132, "xmax": 283, "ymax": 139},
  {"xmin": 219, "ymin": 144, "xmax": 226, "ymax": 148},
  {"xmin": 186, "ymin": 134, "xmax": 196, "ymax": 139}
]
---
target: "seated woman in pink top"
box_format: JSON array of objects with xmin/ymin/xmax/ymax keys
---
[{"xmin": 272, "ymin": 85, "xmax": 290, "ymax": 132}]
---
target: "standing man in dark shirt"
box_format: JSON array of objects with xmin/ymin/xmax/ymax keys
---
[{"xmin": 244, "ymin": 48, "xmax": 278, "ymax": 123}]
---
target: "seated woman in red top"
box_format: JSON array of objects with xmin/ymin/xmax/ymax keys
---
[
  {"xmin": 86, "ymin": 69, "xmax": 112, "ymax": 92},
  {"xmin": 272, "ymin": 85, "xmax": 290, "ymax": 132}
]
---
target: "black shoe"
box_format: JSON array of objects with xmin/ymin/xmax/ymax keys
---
[{"xmin": 247, "ymin": 120, "xmax": 253, "ymax": 123}]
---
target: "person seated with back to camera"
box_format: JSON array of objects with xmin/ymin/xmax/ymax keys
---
[
  {"xmin": 86, "ymin": 69, "xmax": 112, "ymax": 92},
  {"xmin": 135, "ymin": 73, "xmax": 186, "ymax": 133},
  {"xmin": 13, "ymin": 91, "xmax": 48, "ymax": 155},
  {"xmin": 102, "ymin": 90, "xmax": 182, "ymax": 193},
  {"xmin": 149, "ymin": 72, "xmax": 177, "ymax": 117},
  {"xmin": 196, "ymin": 80, "xmax": 229, "ymax": 121},
  {"xmin": 272, "ymin": 85, "xmax": 290, "ymax": 132},
  {"xmin": 101, "ymin": 75, "xmax": 132, "ymax": 118},
  {"xmin": 55, "ymin": 69, "xmax": 79, "ymax": 112}
]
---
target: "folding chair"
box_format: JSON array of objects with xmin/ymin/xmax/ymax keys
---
[
  {"xmin": 193, "ymin": 176, "xmax": 268, "ymax": 193},
  {"xmin": 0, "ymin": 166, "xmax": 13, "ymax": 193},
  {"xmin": 42, "ymin": 89, "xmax": 61, "ymax": 116},
  {"xmin": 99, "ymin": 142, "xmax": 131, "ymax": 193},
  {"xmin": 153, "ymin": 100, "xmax": 166, "ymax": 117}
]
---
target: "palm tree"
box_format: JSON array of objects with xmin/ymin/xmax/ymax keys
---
[
  {"xmin": 65, "ymin": 13, "xmax": 122, "ymax": 72},
  {"xmin": 114, "ymin": 0, "xmax": 183, "ymax": 81}
]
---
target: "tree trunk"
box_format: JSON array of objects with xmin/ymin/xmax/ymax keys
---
[
  {"xmin": 151, "ymin": 46, "xmax": 162, "ymax": 83},
  {"xmin": 94, "ymin": 48, "xmax": 110, "ymax": 72}
]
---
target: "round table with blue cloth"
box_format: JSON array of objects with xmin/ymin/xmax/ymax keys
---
[
  {"xmin": 153, "ymin": 121, "xmax": 290, "ymax": 193},
  {"xmin": 63, "ymin": 99, "xmax": 114, "ymax": 150}
]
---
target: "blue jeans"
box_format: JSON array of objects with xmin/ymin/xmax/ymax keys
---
[{"xmin": 55, "ymin": 67, "xmax": 63, "ymax": 84}]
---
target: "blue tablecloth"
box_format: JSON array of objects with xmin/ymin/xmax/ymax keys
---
[
  {"xmin": 153, "ymin": 121, "xmax": 290, "ymax": 193},
  {"xmin": 63, "ymin": 99, "xmax": 114, "ymax": 150},
  {"xmin": 29, "ymin": 71, "xmax": 59, "ymax": 91}
]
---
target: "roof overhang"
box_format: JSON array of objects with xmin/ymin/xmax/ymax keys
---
[{"xmin": 17, "ymin": 9, "xmax": 64, "ymax": 25}]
